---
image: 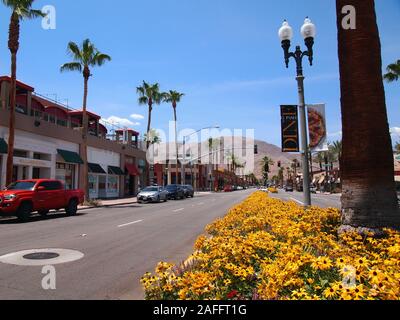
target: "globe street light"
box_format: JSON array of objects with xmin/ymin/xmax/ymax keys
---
[{"xmin": 279, "ymin": 17, "xmax": 316, "ymax": 207}]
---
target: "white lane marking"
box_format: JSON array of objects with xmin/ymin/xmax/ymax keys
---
[
  {"xmin": 198, "ymin": 202, "xmax": 204, "ymax": 206},
  {"xmin": 290, "ymin": 198, "xmax": 305, "ymax": 206},
  {"xmin": 118, "ymin": 220, "xmax": 143, "ymax": 228},
  {"xmin": 173, "ymin": 208, "xmax": 185, "ymax": 213}
]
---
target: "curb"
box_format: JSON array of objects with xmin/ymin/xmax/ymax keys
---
[{"xmin": 78, "ymin": 200, "xmax": 138, "ymax": 211}]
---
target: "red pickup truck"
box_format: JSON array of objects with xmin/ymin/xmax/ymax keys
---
[{"xmin": 0, "ymin": 179, "xmax": 85, "ymax": 221}]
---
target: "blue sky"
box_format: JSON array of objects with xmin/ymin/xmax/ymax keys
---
[{"xmin": 0, "ymin": 0, "xmax": 399, "ymax": 146}]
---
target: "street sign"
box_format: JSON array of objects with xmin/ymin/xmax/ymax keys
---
[{"xmin": 281, "ymin": 105, "xmax": 299, "ymax": 153}]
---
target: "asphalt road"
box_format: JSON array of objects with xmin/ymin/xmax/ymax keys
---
[
  {"xmin": 0, "ymin": 189, "xmax": 254, "ymax": 300},
  {"xmin": 268, "ymin": 190, "xmax": 341, "ymax": 209}
]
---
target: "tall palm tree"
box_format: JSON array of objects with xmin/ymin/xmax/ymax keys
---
[
  {"xmin": 163, "ymin": 90, "xmax": 184, "ymax": 181},
  {"xmin": 336, "ymin": 0, "xmax": 399, "ymax": 231},
  {"xmin": 137, "ymin": 82, "xmax": 163, "ymax": 150},
  {"xmin": 60, "ymin": 39, "xmax": 111, "ymax": 199},
  {"xmin": 383, "ymin": 60, "xmax": 400, "ymax": 84},
  {"xmin": 261, "ymin": 156, "xmax": 274, "ymax": 185},
  {"xmin": 3, "ymin": 0, "xmax": 45, "ymax": 186},
  {"xmin": 395, "ymin": 142, "xmax": 400, "ymax": 154}
]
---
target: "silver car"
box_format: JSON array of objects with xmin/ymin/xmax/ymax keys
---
[{"xmin": 137, "ymin": 186, "xmax": 168, "ymax": 204}]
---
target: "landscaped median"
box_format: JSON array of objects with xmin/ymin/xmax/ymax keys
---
[{"xmin": 141, "ymin": 192, "xmax": 400, "ymax": 300}]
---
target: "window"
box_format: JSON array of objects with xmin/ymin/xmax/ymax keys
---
[
  {"xmin": 14, "ymin": 150, "xmax": 28, "ymax": 158},
  {"xmin": 7, "ymin": 181, "xmax": 36, "ymax": 191},
  {"xmin": 57, "ymin": 119, "xmax": 67, "ymax": 127},
  {"xmin": 30, "ymin": 110, "xmax": 42, "ymax": 118},
  {"xmin": 56, "ymin": 163, "xmax": 75, "ymax": 190},
  {"xmin": 38, "ymin": 181, "xmax": 62, "ymax": 191},
  {"xmin": 15, "ymin": 104, "xmax": 27, "ymax": 115}
]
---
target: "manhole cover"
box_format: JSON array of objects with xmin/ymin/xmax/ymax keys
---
[
  {"xmin": 23, "ymin": 252, "xmax": 60, "ymax": 260},
  {"xmin": 0, "ymin": 249, "xmax": 84, "ymax": 266}
]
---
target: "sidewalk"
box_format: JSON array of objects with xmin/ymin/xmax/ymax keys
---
[
  {"xmin": 78, "ymin": 191, "xmax": 215, "ymax": 210},
  {"xmin": 79, "ymin": 197, "xmax": 138, "ymax": 210}
]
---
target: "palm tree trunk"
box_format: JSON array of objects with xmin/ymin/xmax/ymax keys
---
[
  {"xmin": 6, "ymin": 13, "xmax": 20, "ymax": 186},
  {"xmin": 173, "ymin": 105, "xmax": 179, "ymax": 183},
  {"xmin": 146, "ymin": 102, "xmax": 152, "ymax": 185},
  {"xmin": 81, "ymin": 71, "xmax": 89, "ymax": 201},
  {"xmin": 146, "ymin": 103, "xmax": 152, "ymax": 150},
  {"xmin": 337, "ymin": 0, "xmax": 399, "ymax": 231}
]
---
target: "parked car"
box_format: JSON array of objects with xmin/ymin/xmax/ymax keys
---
[
  {"xmin": 137, "ymin": 186, "xmax": 168, "ymax": 204},
  {"xmin": 310, "ymin": 185, "xmax": 317, "ymax": 194},
  {"xmin": 285, "ymin": 185, "xmax": 294, "ymax": 192},
  {"xmin": 0, "ymin": 179, "xmax": 84, "ymax": 222},
  {"xmin": 182, "ymin": 185, "xmax": 194, "ymax": 198},
  {"xmin": 165, "ymin": 184, "xmax": 186, "ymax": 200},
  {"xmin": 224, "ymin": 185, "xmax": 233, "ymax": 192}
]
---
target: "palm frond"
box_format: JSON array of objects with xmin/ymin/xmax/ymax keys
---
[
  {"xmin": 60, "ymin": 62, "xmax": 82, "ymax": 73},
  {"xmin": 92, "ymin": 53, "xmax": 112, "ymax": 66},
  {"xmin": 66, "ymin": 41, "xmax": 82, "ymax": 60}
]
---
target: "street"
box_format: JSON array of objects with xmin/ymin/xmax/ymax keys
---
[
  {"xmin": 268, "ymin": 190, "xmax": 341, "ymax": 209},
  {"xmin": 0, "ymin": 189, "xmax": 253, "ymax": 300}
]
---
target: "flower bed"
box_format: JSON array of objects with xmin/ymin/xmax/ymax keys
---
[{"xmin": 141, "ymin": 192, "xmax": 400, "ymax": 300}]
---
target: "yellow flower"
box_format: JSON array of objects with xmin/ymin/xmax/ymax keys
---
[{"xmin": 323, "ymin": 287, "xmax": 338, "ymax": 299}]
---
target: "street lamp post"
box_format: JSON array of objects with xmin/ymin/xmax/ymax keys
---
[
  {"xmin": 181, "ymin": 126, "xmax": 220, "ymax": 188},
  {"xmin": 279, "ymin": 17, "xmax": 316, "ymax": 207}
]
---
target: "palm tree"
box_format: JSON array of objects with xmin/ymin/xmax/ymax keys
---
[
  {"xmin": 383, "ymin": 60, "xmax": 400, "ymax": 83},
  {"xmin": 60, "ymin": 39, "xmax": 111, "ymax": 200},
  {"xmin": 3, "ymin": 0, "xmax": 45, "ymax": 186},
  {"xmin": 278, "ymin": 168, "xmax": 284, "ymax": 186},
  {"xmin": 261, "ymin": 156, "xmax": 274, "ymax": 185},
  {"xmin": 336, "ymin": 0, "xmax": 399, "ymax": 231},
  {"xmin": 395, "ymin": 142, "xmax": 400, "ymax": 154},
  {"xmin": 163, "ymin": 90, "xmax": 184, "ymax": 181},
  {"xmin": 144, "ymin": 129, "xmax": 162, "ymax": 145},
  {"xmin": 330, "ymin": 140, "xmax": 343, "ymax": 175},
  {"xmin": 137, "ymin": 82, "xmax": 163, "ymax": 150}
]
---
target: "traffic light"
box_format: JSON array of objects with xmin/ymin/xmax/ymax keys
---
[{"xmin": 254, "ymin": 145, "xmax": 258, "ymax": 154}]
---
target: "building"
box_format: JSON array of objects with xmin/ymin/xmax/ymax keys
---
[{"xmin": 0, "ymin": 76, "xmax": 147, "ymax": 198}]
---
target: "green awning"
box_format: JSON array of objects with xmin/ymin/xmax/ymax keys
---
[
  {"xmin": 57, "ymin": 149, "xmax": 84, "ymax": 164},
  {"xmin": 108, "ymin": 166, "xmax": 124, "ymax": 175},
  {"xmin": 88, "ymin": 163, "xmax": 106, "ymax": 174},
  {"xmin": 0, "ymin": 138, "xmax": 7, "ymax": 154}
]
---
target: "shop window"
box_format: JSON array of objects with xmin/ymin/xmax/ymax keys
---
[
  {"xmin": 88, "ymin": 174, "xmax": 98, "ymax": 198},
  {"xmin": 14, "ymin": 149, "xmax": 28, "ymax": 158},
  {"xmin": 56, "ymin": 163, "xmax": 75, "ymax": 190},
  {"xmin": 107, "ymin": 175, "xmax": 119, "ymax": 195},
  {"xmin": 57, "ymin": 119, "xmax": 67, "ymax": 127},
  {"xmin": 16, "ymin": 104, "xmax": 27, "ymax": 115},
  {"xmin": 30, "ymin": 110, "xmax": 42, "ymax": 118}
]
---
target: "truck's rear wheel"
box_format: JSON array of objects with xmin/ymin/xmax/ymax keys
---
[
  {"xmin": 17, "ymin": 202, "xmax": 32, "ymax": 222},
  {"xmin": 65, "ymin": 199, "xmax": 78, "ymax": 216}
]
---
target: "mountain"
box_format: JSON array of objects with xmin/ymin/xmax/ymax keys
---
[{"xmin": 253, "ymin": 139, "xmax": 300, "ymax": 180}]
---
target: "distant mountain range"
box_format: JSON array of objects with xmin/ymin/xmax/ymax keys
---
[{"xmin": 253, "ymin": 139, "xmax": 300, "ymax": 179}]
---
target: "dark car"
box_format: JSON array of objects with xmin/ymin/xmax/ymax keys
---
[
  {"xmin": 182, "ymin": 185, "xmax": 194, "ymax": 198},
  {"xmin": 165, "ymin": 185, "xmax": 185, "ymax": 200},
  {"xmin": 285, "ymin": 185, "xmax": 294, "ymax": 192}
]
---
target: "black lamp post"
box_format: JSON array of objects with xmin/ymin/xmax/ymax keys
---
[{"xmin": 279, "ymin": 18, "xmax": 316, "ymax": 207}]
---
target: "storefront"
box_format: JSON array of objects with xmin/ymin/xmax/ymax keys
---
[
  {"xmin": 56, "ymin": 149, "xmax": 83, "ymax": 190},
  {"xmin": 125, "ymin": 162, "xmax": 140, "ymax": 196},
  {"xmin": 87, "ymin": 147, "xmax": 124, "ymax": 199}
]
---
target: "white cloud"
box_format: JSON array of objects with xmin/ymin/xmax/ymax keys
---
[
  {"xmin": 131, "ymin": 113, "xmax": 145, "ymax": 120},
  {"xmin": 328, "ymin": 131, "xmax": 342, "ymax": 139},
  {"xmin": 391, "ymin": 127, "xmax": 400, "ymax": 141},
  {"xmin": 100, "ymin": 116, "xmax": 140, "ymax": 128}
]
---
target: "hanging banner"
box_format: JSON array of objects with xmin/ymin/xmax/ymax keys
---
[
  {"xmin": 281, "ymin": 105, "xmax": 299, "ymax": 153},
  {"xmin": 308, "ymin": 104, "xmax": 329, "ymax": 152}
]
